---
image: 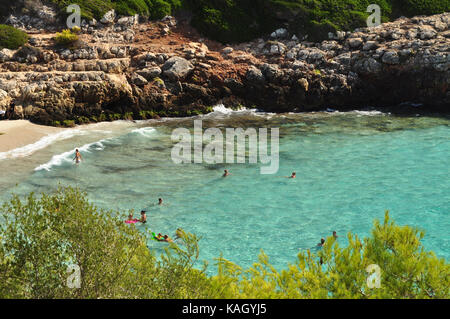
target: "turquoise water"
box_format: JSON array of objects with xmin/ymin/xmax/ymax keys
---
[{"xmin": 1, "ymin": 109, "xmax": 449, "ymax": 273}]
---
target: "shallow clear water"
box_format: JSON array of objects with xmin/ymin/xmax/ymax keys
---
[{"xmin": 1, "ymin": 109, "xmax": 449, "ymax": 274}]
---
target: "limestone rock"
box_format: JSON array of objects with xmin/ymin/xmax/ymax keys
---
[
  {"xmin": 162, "ymin": 57, "xmax": 194, "ymax": 80},
  {"xmin": 100, "ymin": 10, "xmax": 116, "ymax": 24}
]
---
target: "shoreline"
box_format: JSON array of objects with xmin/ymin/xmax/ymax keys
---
[{"xmin": 0, "ymin": 120, "xmax": 64, "ymax": 153}]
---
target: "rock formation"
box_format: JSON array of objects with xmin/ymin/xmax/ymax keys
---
[{"xmin": 0, "ymin": 7, "xmax": 448, "ymax": 125}]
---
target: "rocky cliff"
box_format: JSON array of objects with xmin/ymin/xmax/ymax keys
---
[{"xmin": 0, "ymin": 7, "xmax": 449, "ymax": 125}]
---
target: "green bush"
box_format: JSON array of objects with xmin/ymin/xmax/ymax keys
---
[
  {"xmin": 62, "ymin": 119, "xmax": 76, "ymax": 127},
  {"xmin": 0, "ymin": 188, "xmax": 448, "ymax": 298},
  {"xmin": 391, "ymin": 0, "xmax": 450, "ymax": 16},
  {"xmin": 186, "ymin": 0, "xmax": 448, "ymax": 42},
  {"xmin": 54, "ymin": 29, "xmax": 79, "ymax": 46},
  {"xmin": 0, "ymin": 24, "xmax": 29, "ymax": 50},
  {"xmin": 0, "ymin": 187, "xmax": 215, "ymax": 298},
  {"xmin": 49, "ymin": 0, "xmax": 114, "ymax": 20},
  {"xmin": 214, "ymin": 211, "xmax": 449, "ymax": 298},
  {"xmin": 42, "ymin": 0, "xmax": 450, "ymax": 43},
  {"xmin": 49, "ymin": 0, "xmax": 183, "ymax": 20}
]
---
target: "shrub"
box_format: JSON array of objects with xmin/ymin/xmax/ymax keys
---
[
  {"xmin": 214, "ymin": 211, "xmax": 450, "ymax": 298},
  {"xmin": 62, "ymin": 119, "xmax": 76, "ymax": 127},
  {"xmin": 54, "ymin": 29, "xmax": 79, "ymax": 47},
  {"xmin": 75, "ymin": 116, "xmax": 90, "ymax": 124},
  {"xmin": 0, "ymin": 187, "xmax": 215, "ymax": 298},
  {"xmin": 49, "ymin": 0, "xmax": 114, "ymax": 20},
  {"xmin": 0, "ymin": 189, "xmax": 448, "ymax": 299},
  {"xmin": 71, "ymin": 26, "xmax": 81, "ymax": 34},
  {"xmin": 151, "ymin": 0, "xmax": 172, "ymax": 19},
  {"xmin": 391, "ymin": 0, "xmax": 450, "ymax": 16},
  {"xmin": 0, "ymin": 24, "xmax": 29, "ymax": 50}
]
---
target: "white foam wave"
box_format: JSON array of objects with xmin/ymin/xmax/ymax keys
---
[
  {"xmin": 131, "ymin": 127, "xmax": 156, "ymax": 137},
  {"xmin": 34, "ymin": 138, "xmax": 109, "ymax": 171},
  {"xmin": 202, "ymin": 103, "xmax": 273, "ymax": 118},
  {"xmin": 0, "ymin": 128, "xmax": 87, "ymax": 161},
  {"xmin": 353, "ymin": 110, "xmax": 386, "ymax": 116}
]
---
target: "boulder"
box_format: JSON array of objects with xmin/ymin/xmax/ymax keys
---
[
  {"xmin": 382, "ymin": 51, "xmax": 400, "ymax": 65},
  {"xmin": 246, "ymin": 66, "xmax": 265, "ymax": 85},
  {"xmin": 419, "ymin": 26, "xmax": 437, "ymax": 39},
  {"xmin": 0, "ymin": 48, "xmax": 15, "ymax": 62},
  {"xmin": 222, "ymin": 47, "xmax": 234, "ymax": 55},
  {"xmin": 100, "ymin": 10, "xmax": 116, "ymax": 24},
  {"xmin": 261, "ymin": 64, "xmax": 283, "ymax": 81},
  {"xmin": 136, "ymin": 67, "xmax": 162, "ymax": 80},
  {"xmin": 0, "ymin": 89, "xmax": 11, "ymax": 109},
  {"xmin": 162, "ymin": 56, "xmax": 194, "ymax": 80},
  {"xmin": 266, "ymin": 41, "xmax": 286, "ymax": 55},
  {"xmin": 363, "ymin": 41, "xmax": 378, "ymax": 51},
  {"xmin": 348, "ymin": 38, "xmax": 363, "ymax": 48},
  {"xmin": 270, "ymin": 28, "xmax": 288, "ymax": 39}
]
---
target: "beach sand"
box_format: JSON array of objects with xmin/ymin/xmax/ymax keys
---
[{"xmin": 0, "ymin": 120, "xmax": 63, "ymax": 153}]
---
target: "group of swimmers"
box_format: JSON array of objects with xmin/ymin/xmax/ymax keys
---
[
  {"xmin": 222, "ymin": 169, "xmax": 296, "ymax": 179},
  {"xmin": 317, "ymin": 231, "xmax": 338, "ymax": 247},
  {"xmin": 125, "ymin": 197, "xmax": 175, "ymax": 242},
  {"xmin": 75, "ymin": 148, "xmax": 332, "ymax": 247}
]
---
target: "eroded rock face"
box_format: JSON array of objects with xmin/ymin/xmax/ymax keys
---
[{"xmin": 0, "ymin": 11, "xmax": 448, "ymax": 126}]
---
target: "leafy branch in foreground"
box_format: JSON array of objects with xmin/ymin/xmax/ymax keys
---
[
  {"xmin": 213, "ymin": 211, "xmax": 449, "ymax": 299},
  {"xmin": 0, "ymin": 187, "xmax": 213, "ymax": 298},
  {"xmin": 0, "ymin": 188, "xmax": 448, "ymax": 299}
]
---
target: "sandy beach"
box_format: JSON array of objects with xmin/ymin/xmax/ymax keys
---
[{"xmin": 0, "ymin": 120, "xmax": 64, "ymax": 153}]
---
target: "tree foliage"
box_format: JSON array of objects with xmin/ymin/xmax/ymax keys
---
[
  {"xmin": 0, "ymin": 187, "xmax": 214, "ymax": 298},
  {"xmin": 0, "ymin": 188, "xmax": 448, "ymax": 299},
  {"xmin": 2, "ymin": 1, "xmax": 448, "ymax": 42},
  {"xmin": 213, "ymin": 211, "xmax": 449, "ymax": 298}
]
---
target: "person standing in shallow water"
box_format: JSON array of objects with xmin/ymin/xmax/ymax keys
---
[
  {"xmin": 158, "ymin": 198, "xmax": 163, "ymax": 205},
  {"xmin": 223, "ymin": 169, "xmax": 230, "ymax": 177},
  {"xmin": 73, "ymin": 149, "xmax": 82, "ymax": 164},
  {"xmin": 333, "ymin": 231, "xmax": 338, "ymax": 239}
]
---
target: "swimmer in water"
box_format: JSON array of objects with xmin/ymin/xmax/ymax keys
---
[
  {"xmin": 333, "ymin": 231, "xmax": 338, "ymax": 239},
  {"xmin": 223, "ymin": 169, "xmax": 230, "ymax": 177},
  {"xmin": 317, "ymin": 238, "xmax": 325, "ymax": 247},
  {"xmin": 163, "ymin": 235, "xmax": 173, "ymax": 243},
  {"xmin": 158, "ymin": 198, "xmax": 163, "ymax": 205},
  {"xmin": 139, "ymin": 210, "xmax": 147, "ymax": 224},
  {"xmin": 73, "ymin": 149, "xmax": 82, "ymax": 164},
  {"xmin": 289, "ymin": 172, "xmax": 296, "ymax": 178}
]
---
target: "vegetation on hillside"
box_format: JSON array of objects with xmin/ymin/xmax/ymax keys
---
[
  {"xmin": 1, "ymin": 1, "xmax": 449, "ymax": 43},
  {"xmin": 54, "ymin": 29, "xmax": 79, "ymax": 47},
  {"xmin": 0, "ymin": 24, "xmax": 29, "ymax": 50},
  {"xmin": 0, "ymin": 187, "xmax": 448, "ymax": 298},
  {"xmin": 48, "ymin": 0, "xmax": 182, "ymax": 20}
]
